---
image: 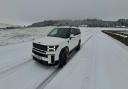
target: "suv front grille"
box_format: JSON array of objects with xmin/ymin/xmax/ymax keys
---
[
  {"xmin": 32, "ymin": 50, "xmax": 48, "ymax": 58},
  {"xmin": 33, "ymin": 43, "xmax": 47, "ymax": 51},
  {"xmin": 33, "ymin": 48, "xmax": 46, "ymax": 53}
]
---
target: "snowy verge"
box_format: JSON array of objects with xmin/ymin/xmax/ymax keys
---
[{"xmin": 0, "ymin": 26, "xmax": 54, "ymax": 46}]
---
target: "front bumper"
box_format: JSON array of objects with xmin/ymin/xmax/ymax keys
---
[
  {"xmin": 32, "ymin": 50, "xmax": 58, "ymax": 65},
  {"xmin": 33, "ymin": 56, "xmax": 58, "ymax": 65}
]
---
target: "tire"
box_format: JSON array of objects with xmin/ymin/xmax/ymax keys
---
[
  {"xmin": 58, "ymin": 48, "xmax": 69, "ymax": 68},
  {"xmin": 76, "ymin": 40, "xmax": 81, "ymax": 51}
]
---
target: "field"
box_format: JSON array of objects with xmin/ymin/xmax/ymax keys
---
[
  {"xmin": 0, "ymin": 27, "xmax": 53, "ymax": 46},
  {"xmin": 0, "ymin": 27, "xmax": 128, "ymax": 89}
]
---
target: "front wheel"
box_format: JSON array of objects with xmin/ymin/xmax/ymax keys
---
[{"xmin": 58, "ymin": 49, "xmax": 69, "ymax": 68}]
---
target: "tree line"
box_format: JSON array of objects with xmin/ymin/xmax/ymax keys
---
[{"xmin": 28, "ymin": 19, "xmax": 128, "ymax": 28}]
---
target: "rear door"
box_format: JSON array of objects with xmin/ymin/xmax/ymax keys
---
[
  {"xmin": 73, "ymin": 28, "xmax": 80, "ymax": 47},
  {"xmin": 68, "ymin": 28, "xmax": 77, "ymax": 50},
  {"xmin": 74, "ymin": 28, "xmax": 81, "ymax": 46}
]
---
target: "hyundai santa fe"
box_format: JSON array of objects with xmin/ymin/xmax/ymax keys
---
[{"xmin": 32, "ymin": 27, "xmax": 81, "ymax": 68}]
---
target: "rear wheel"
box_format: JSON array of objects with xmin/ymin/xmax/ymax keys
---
[
  {"xmin": 58, "ymin": 48, "xmax": 69, "ymax": 68},
  {"xmin": 76, "ymin": 40, "xmax": 81, "ymax": 51}
]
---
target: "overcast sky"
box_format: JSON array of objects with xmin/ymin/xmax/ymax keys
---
[{"xmin": 0, "ymin": 0, "xmax": 127, "ymax": 25}]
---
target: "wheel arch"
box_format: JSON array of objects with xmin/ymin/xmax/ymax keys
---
[{"xmin": 59, "ymin": 46, "xmax": 69, "ymax": 57}]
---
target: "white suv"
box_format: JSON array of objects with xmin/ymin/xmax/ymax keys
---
[{"xmin": 32, "ymin": 27, "xmax": 81, "ymax": 68}]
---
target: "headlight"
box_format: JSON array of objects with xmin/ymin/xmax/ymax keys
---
[{"xmin": 47, "ymin": 45, "xmax": 59, "ymax": 51}]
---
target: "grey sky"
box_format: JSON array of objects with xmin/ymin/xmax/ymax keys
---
[{"xmin": 0, "ymin": 0, "xmax": 127, "ymax": 25}]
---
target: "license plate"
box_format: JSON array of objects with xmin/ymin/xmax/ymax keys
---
[
  {"xmin": 34, "ymin": 54, "xmax": 42, "ymax": 60},
  {"xmin": 37, "ymin": 56, "xmax": 42, "ymax": 60}
]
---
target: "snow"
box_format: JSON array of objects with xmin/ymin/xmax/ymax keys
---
[
  {"xmin": 95, "ymin": 27, "xmax": 128, "ymax": 31},
  {"xmin": 0, "ymin": 26, "xmax": 54, "ymax": 46},
  {"xmin": 0, "ymin": 26, "xmax": 94, "ymax": 89},
  {"xmin": 112, "ymin": 33, "xmax": 128, "ymax": 38},
  {"xmin": 95, "ymin": 32, "xmax": 128, "ymax": 89},
  {"xmin": 0, "ymin": 27, "xmax": 128, "ymax": 89},
  {"xmin": 44, "ymin": 30, "xmax": 128, "ymax": 89},
  {"xmin": 0, "ymin": 26, "xmax": 57, "ymax": 89},
  {"xmin": 34, "ymin": 36, "xmax": 66, "ymax": 45},
  {"xmin": 0, "ymin": 42, "xmax": 56, "ymax": 89},
  {"xmin": 0, "ymin": 61, "xmax": 56, "ymax": 89}
]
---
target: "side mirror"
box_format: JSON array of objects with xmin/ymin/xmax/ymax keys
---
[{"xmin": 70, "ymin": 34, "xmax": 75, "ymax": 39}]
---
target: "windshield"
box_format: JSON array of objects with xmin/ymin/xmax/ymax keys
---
[{"xmin": 47, "ymin": 28, "xmax": 70, "ymax": 38}]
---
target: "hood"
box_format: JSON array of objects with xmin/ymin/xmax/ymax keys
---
[{"xmin": 34, "ymin": 36, "xmax": 66, "ymax": 45}]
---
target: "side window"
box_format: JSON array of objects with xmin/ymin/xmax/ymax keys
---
[
  {"xmin": 71, "ymin": 28, "xmax": 80, "ymax": 35},
  {"xmin": 75, "ymin": 29, "xmax": 78, "ymax": 35},
  {"xmin": 74, "ymin": 28, "xmax": 80, "ymax": 35},
  {"xmin": 71, "ymin": 28, "xmax": 76, "ymax": 35},
  {"xmin": 76, "ymin": 29, "xmax": 80, "ymax": 35}
]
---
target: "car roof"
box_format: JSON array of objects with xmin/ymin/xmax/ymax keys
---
[{"xmin": 56, "ymin": 26, "xmax": 79, "ymax": 29}]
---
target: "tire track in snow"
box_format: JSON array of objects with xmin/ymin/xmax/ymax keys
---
[
  {"xmin": 81, "ymin": 34, "xmax": 94, "ymax": 48},
  {"xmin": 0, "ymin": 58, "xmax": 32, "ymax": 75},
  {"xmin": 36, "ymin": 69, "xmax": 61, "ymax": 89}
]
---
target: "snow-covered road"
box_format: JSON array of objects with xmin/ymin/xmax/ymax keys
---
[
  {"xmin": 0, "ymin": 27, "xmax": 95, "ymax": 89},
  {"xmin": 0, "ymin": 27, "xmax": 128, "ymax": 89},
  {"xmin": 0, "ymin": 42, "xmax": 57, "ymax": 89},
  {"xmin": 44, "ymin": 30, "xmax": 128, "ymax": 89}
]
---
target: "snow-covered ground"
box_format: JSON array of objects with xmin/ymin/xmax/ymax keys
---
[
  {"xmin": 0, "ymin": 26, "xmax": 54, "ymax": 46},
  {"xmin": 44, "ymin": 29, "xmax": 128, "ymax": 89},
  {"xmin": 0, "ymin": 27, "xmax": 128, "ymax": 89}
]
